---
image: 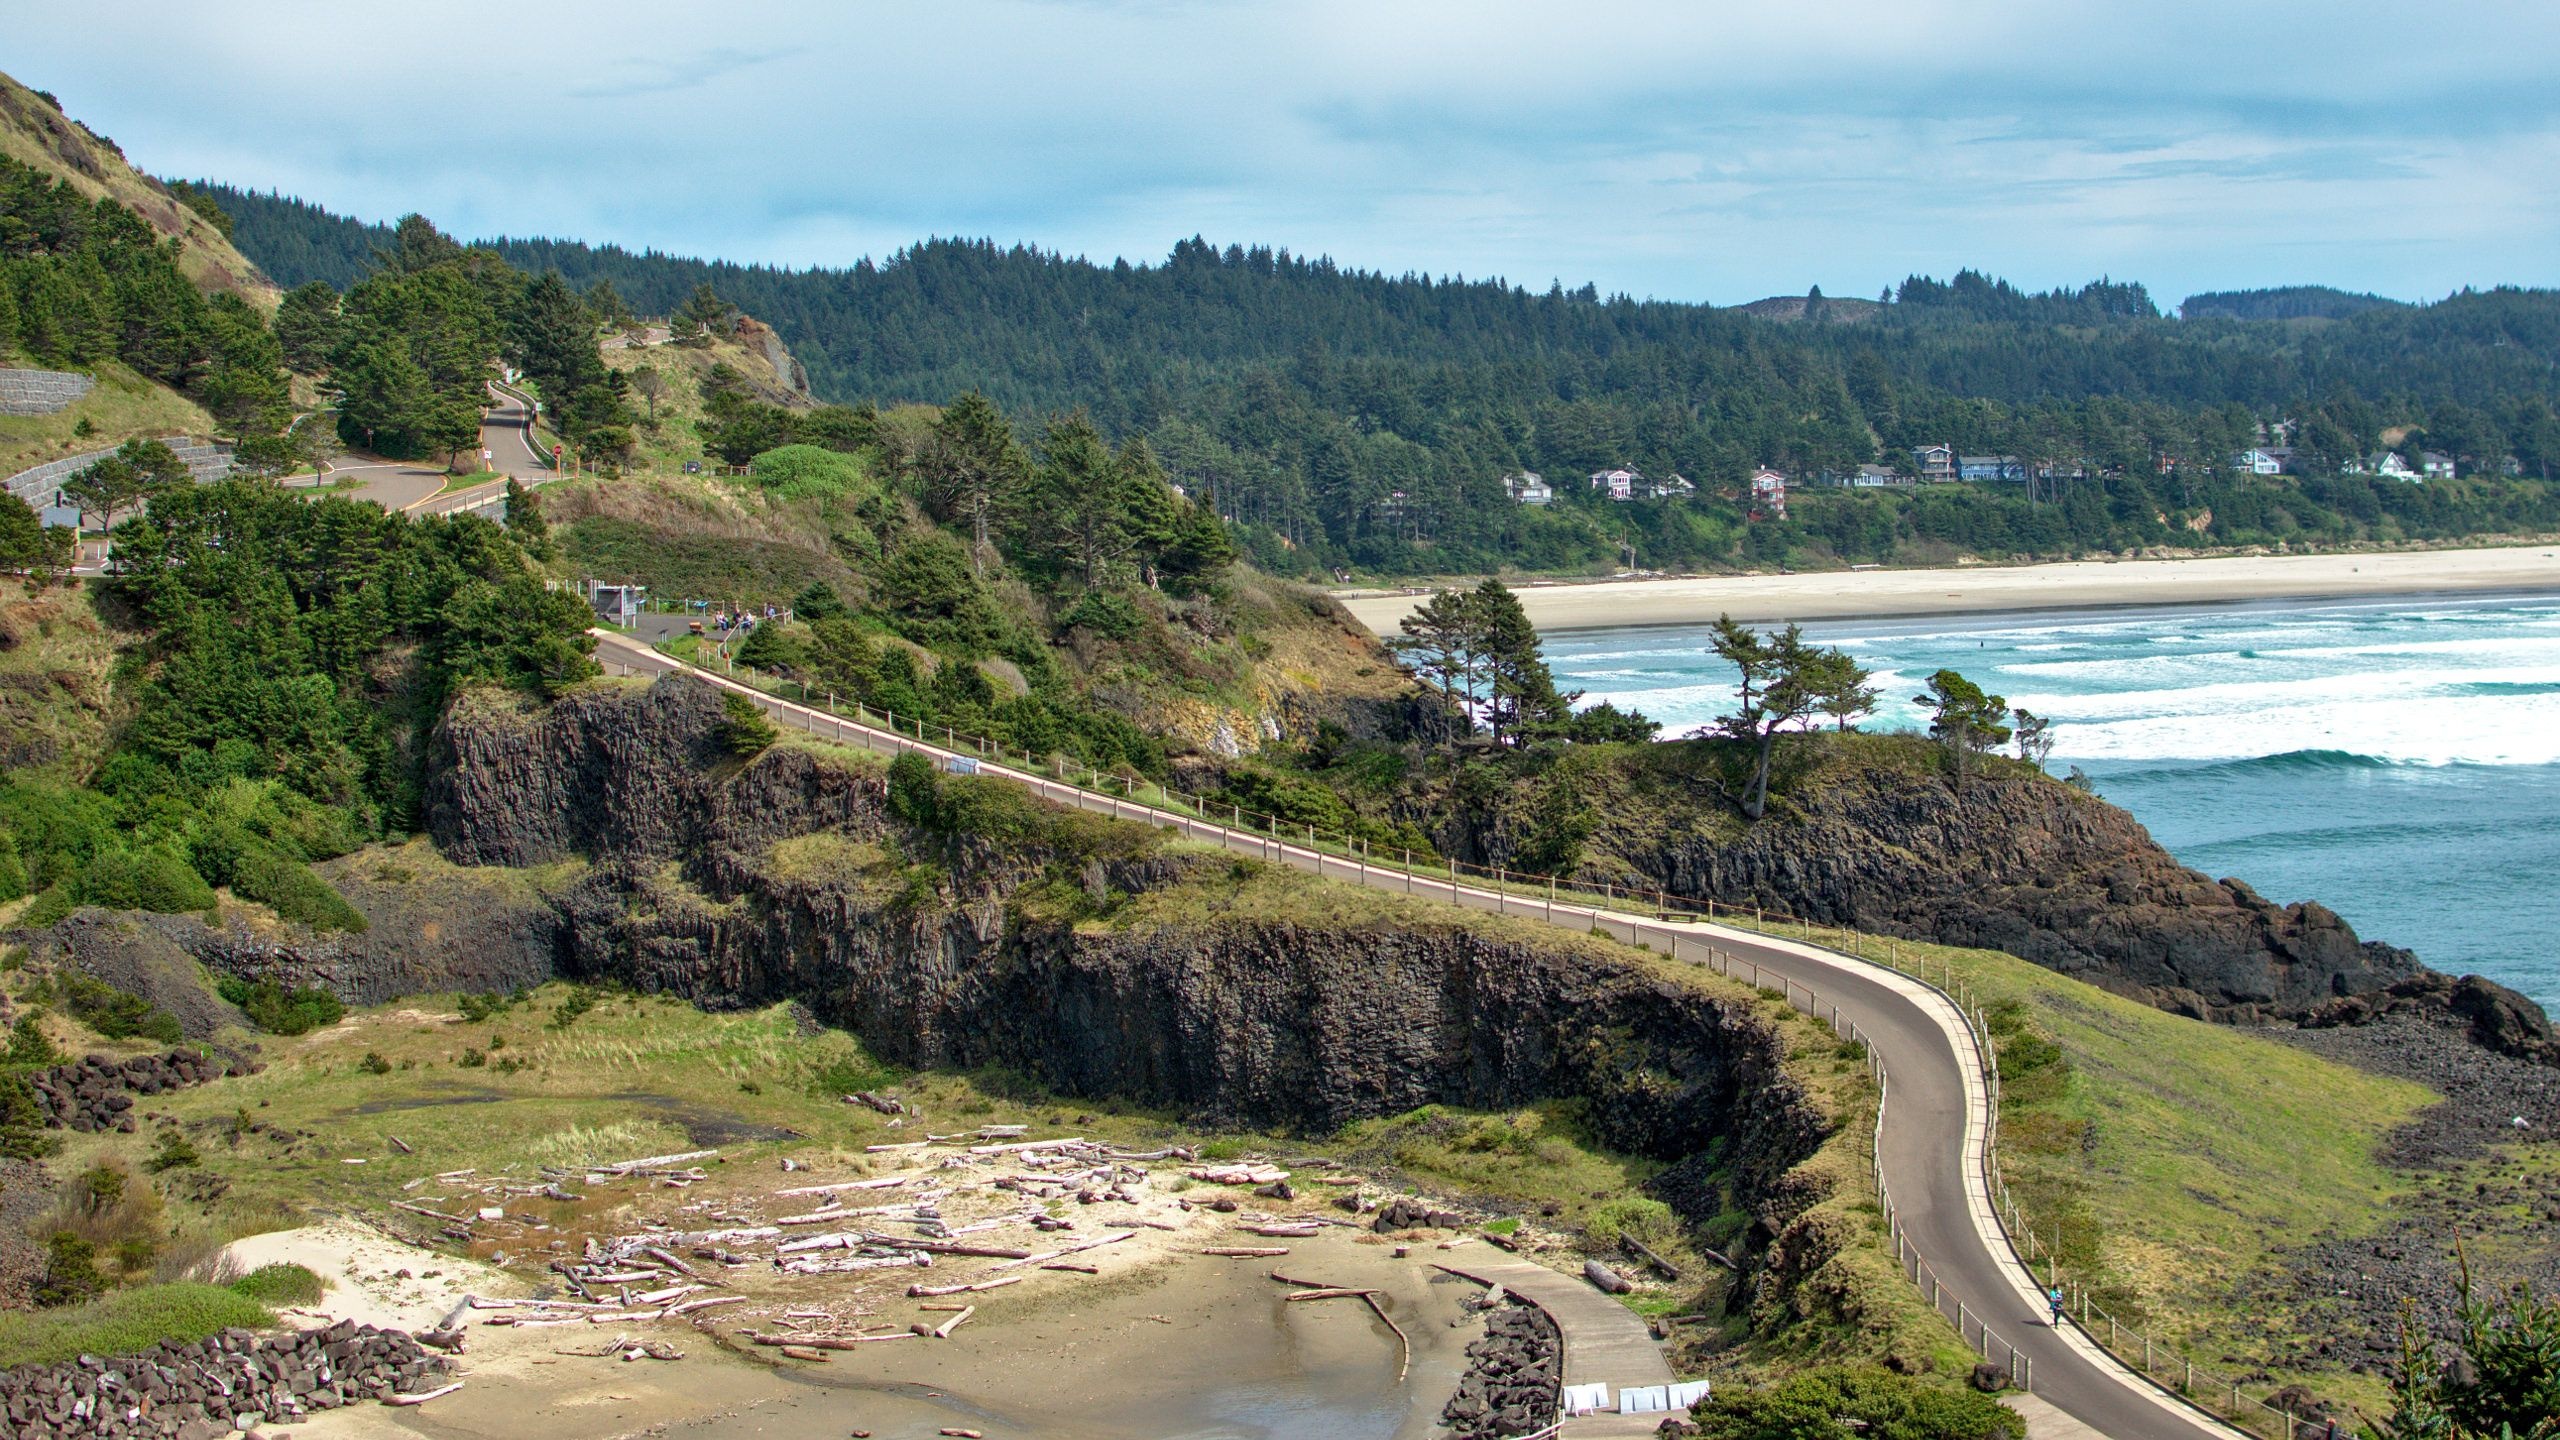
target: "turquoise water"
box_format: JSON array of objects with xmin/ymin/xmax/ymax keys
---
[{"xmin": 1542, "ymin": 596, "xmax": 2560, "ymax": 1007}]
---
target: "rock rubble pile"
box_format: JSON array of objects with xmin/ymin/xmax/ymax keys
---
[
  {"xmin": 0, "ymin": 1320, "xmax": 448, "ymax": 1438},
  {"xmin": 26, "ymin": 1051, "xmax": 236, "ymax": 1133},
  {"xmin": 1441, "ymin": 1298, "xmax": 1562, "ymax": 1439}
]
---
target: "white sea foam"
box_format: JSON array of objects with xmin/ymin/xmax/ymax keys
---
[{"xmin": 1560, "ymin": 598, "xmax": 2560, "ymax": 768}]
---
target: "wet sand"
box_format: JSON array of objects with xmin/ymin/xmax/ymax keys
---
[
  {"xmin": 1336, "ymin": 544, "xmax": 2560, "ymax": 633},
  {"xmin": 295, "ymin": 1232, "xmax": 1480, "ymax": 1440}
]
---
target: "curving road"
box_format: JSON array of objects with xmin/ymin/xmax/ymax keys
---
[
  {"xmin": 480, "ymin": 382, "xmax": 553, "ymax": 478},
  {"xmin": 588, "ymin": 630, "xmax": 2245, "ymax": 1440}
]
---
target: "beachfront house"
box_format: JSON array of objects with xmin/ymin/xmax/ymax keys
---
[
  {"xmin": 1645, "ymin": 472, "xmax": 1696, "ymax": 500},
  {"xmin": 2421, "ymin": 450, "xmax": 2457, "ymax": 479},
  {"xmin": 1748, "ymin": 469, "xmax": 1788, "ymax": 519},
  {"xmin": 1589, "ymin": 467, "xmax": 1641, "ymax": 501},
  {"xmin": 2234, "ymin": 448, "xmax": 2286, "ymax": 475},
  {"xmin": 1851, "ymin": 464, "xmax": 1909, "ymax": 488},
  {"xmin": 2360, "ymin": 451, "xmax": 2421, "ymax": 481},
  {"xmin": 1502, "ymin": 470, "xmax": 1553, "ymax": 505},
  {"xmin": 1958, "ymin": 454, "xmax": 2026, "ymax": 482},
  {"xmin": 1910, "ymin": 444, "xmax": 1956, "ymax": 482}
]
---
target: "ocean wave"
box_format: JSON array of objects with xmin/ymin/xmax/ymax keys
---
[{"xmin": 2086, "ymin": 749, "xmax": 2404, "ymax": 785}]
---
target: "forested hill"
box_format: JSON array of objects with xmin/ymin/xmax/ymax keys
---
[
  {"xmin": 191, "ymin": 181, "xmax": 2560, "ymax": 577},
  {"xmin": 197, "ymin": 181, "xmax": 2560, "ymax": 424},
  {"xmin": 2178, "ymin": 286, "xmax": 2409, "ymax": 322}
]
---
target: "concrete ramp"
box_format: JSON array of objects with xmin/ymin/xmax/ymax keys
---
[{"xmin": 1435, "ymin": 1256, "xmax": 1679, "ymax": 1436}]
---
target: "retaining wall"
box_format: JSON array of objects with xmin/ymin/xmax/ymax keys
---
[
  {"xmin": 3, "ymin": 435, "xmax": 234, "ymax": 527},
  {"xmin": 0, "ymin": 367, "xmax": 93, "ymax": 415}
]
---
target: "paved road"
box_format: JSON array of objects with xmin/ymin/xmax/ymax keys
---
[
  {"xmin": 588, "ymin": 630, "xmax": 2245, "ymax": 1440},
  {"xmin": 480, "ymin": 383, "xmax": 551, "ymax": 478},
  {"xmin": 284, "ymin": 460, "xmax": 445, "ymax": 512}
]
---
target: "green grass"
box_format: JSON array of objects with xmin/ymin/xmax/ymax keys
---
[
  {"xmin": 0, "ymin": 1283, "xmax": 273, "ymax": 1367},
  {"xmin": 0, "ymin": 582, "xmax": 122, "ymax": 787},
  {"xmin": 1720, "ymin": 915, "xmax": 2455, "ymax": 1413},
  {"xmin": 227, "ymin": 1262, "xmax": 324, "ymax": 1306}
]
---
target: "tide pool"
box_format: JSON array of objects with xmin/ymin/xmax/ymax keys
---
[{"xmin": 1541, "ymin": 595, "xmax": 2560, "ymax": 1007}]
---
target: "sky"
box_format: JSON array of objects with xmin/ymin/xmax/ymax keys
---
[{"xmin": 12, "ymin": 0, "xmax": 2560, "ymax": 307}]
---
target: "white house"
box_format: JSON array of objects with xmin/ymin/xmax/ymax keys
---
[
  {"xmin": 1911, "ymin": 444, "xmax": 1956, "ymax": 482},
  {"xmin": 1589, "ymin": 467, "xmax": 1641, "ymax": 501},
  {"xmin": 2234, "ymin": 448, "xmax": 2285, "ymax": 475},
  {"xmin": 1502, "ymin": 471, "xmax": 1553, "ymax": 505},
  {"xmin": 2362, "ymin": 451, "xmax": 2420, "ymax": 481},
  {"xmin": 2421, "ymin": 450, "xmax": 2457, "ymax": 479},
  {"xmin": 1851, "ymin": 464, "xmax": 1908, "ymax": 488},
  {"xmin": 1645, "ymin": 472, "xmax": 1695, "ymax": 500}
]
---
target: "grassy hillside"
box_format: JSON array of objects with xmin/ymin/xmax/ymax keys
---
[
  {"xmin": 1722, "ymin": 912, "xmax": 2543, "ymax": 1419},
  {"xmin": 601, "ymin": 320, "xmax": 812, "ymax": 473},
  {"xmin": 0, "ymin": 360, "xmax": 217, "ymax": 477},
  {"xmin": 0, "ymin": 71, "xmax": 275, "ymax": 308}
]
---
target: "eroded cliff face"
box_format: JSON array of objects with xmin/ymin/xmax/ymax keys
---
[
  {"xmin": 413, "ymin": 677, "xmax": 1832, "ymax": 1199},
  {"xmin": 1406, "ymin": 742, "xmax": 2545, "ymax": 1039},
  {"xmin": 1643, "ymin": 764, "xmax": 2425, "ymax": 1020}
]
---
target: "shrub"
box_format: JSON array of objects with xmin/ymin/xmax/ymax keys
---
[
  {"xmin": 1689, "ymin": 1365, "xmax": 2024, "ymax": 1440},
  {"xmin": 215, "ymin": 977, "xmax": 346, "ymax": 1036},
  {"xmin": 58, "ymin": 974, "xmax": 183, "ymax": 1044},
  {"xmin": 358, "ymin": 1051, "xmax": 391, "ymax": 1076},
  {"xmin": 0, "ymin": 1282, "xmax": 273, "ymax": 1366},
  {"xmin": 455, "ymin": 989, "xmax": 523, "ymax": 1022},
  {"xmin": 143, "ymin": 1128, "xmax": 200, "ymax": 1173},
  {"xmin": 0, "ymin": 1072, "xmax": 59, "ymax": 1160},
  {"xmin": 227, "ymin": 849, "xmax": 367, "ymax": 932},
  {"xmin": 886, "ymin": 751, "xmax": 940, "ymax": 825},
  {"xmin": 714, "ymin": 692, "xmax": 778, "ymax": 757},
  {"xmin": 71, "ymin": 847, "xmax": 215, "ymax": 914},
  {"xmin": 1585, "ymin": 1195, "xmax": 1677, "ymax": 1250},
  {"xmin": 33, "ymin": 1233, "xmax": 105, "ymax": 1307},
  {"xmin": 227, "ymin": 1262, "xmax": 324, "ymax": 1307},
  {"xmin": 746, "ymin": 444, "xmax": 870, "ymax": 503},
  {"xmin": 1057, "ymin": 589, "xmax": 1142, "ymax": 641},
  {"xmin": 549, "ymin": 987, "xmax": 600, "ymax": 1030},
  {"xmin": 4, "ymin": 1013, "xmax": 62, "ymax": 1067}
]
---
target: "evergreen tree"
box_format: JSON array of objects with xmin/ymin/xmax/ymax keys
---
[
  {"xmin": 272, "ymin": 279, "xmax": 343, "ymax": 368},
  {"xmin": 506, "ymin": 270, "xmax": 608, "ymax": 407},
  {"xmin": 1915, "ymin": 669, "xmax": 2011, "ymax": 786},
  {"xmin": 673, "ymin": 282, "xmax": 733, "ymax": 344},
  {"xmin": 919, "ymin": 391, "xmax": 1025, "ymax": 572}
]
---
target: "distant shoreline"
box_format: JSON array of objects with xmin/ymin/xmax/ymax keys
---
[{"xmin": 1334, "ymin": 543, "xmax": 2560, "ymax": 634}]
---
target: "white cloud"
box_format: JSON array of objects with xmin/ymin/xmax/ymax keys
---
[{"xmin": 12, "ymin": 0, "xmax": 2557, "ymax": 302}]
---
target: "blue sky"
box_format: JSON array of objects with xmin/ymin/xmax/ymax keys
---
[{"xmin": 13, "ymin": 0, "xmax": 2558, "ymax": 306}]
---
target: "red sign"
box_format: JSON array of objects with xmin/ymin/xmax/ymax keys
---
[{"xmin": 551, "ymin": 444, "xmax": 563, "ymax": 459}]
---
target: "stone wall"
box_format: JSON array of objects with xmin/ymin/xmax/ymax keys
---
[
  {"xmin": 3, "ymin": 436, "xmax": 235, "ymax": 527},
  {"xmin": 0, "ymin": 368, "xmax": 93, "ymax": 416}
]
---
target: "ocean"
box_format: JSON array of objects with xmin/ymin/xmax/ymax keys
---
[{"xmin": 1540, "ymin": 595, "xmax": 2560, "ymax": 1008}]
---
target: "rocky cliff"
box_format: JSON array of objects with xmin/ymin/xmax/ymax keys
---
[
  {"xmin": 1401, "ymin": 739, "xmax": 2552, "ymax": 1056},
  {"xmin": 413, "ymin": 679, "xmax": 1827, "ymax": 1174}
]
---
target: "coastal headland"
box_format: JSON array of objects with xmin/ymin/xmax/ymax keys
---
[{"xmin": 1336, "ymin": 544, "xmax": 2560, "ymax": 633}]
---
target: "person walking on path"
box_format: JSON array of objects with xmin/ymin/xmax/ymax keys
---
[{"xmin": 2049, "ymin": 1287, "xmax": 2067, "ymax": 1328}]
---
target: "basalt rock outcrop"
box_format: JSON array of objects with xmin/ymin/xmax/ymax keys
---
[
  {"xmin": 1414, "ymin": 745, "xmax": 2552, "ymax": 1059},
  {"xmin": 422, "ymin": 679, "xmax": 1829, "ymax": 1180}
]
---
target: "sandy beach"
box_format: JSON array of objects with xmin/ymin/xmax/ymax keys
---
[
  {"xmin": 286, "ymin": 1229, "xmax": 1475, "ymax": 1440},
  {"xmin": 1336, "ymin": 544, "xmax": 2560, "ymax": 633}
]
